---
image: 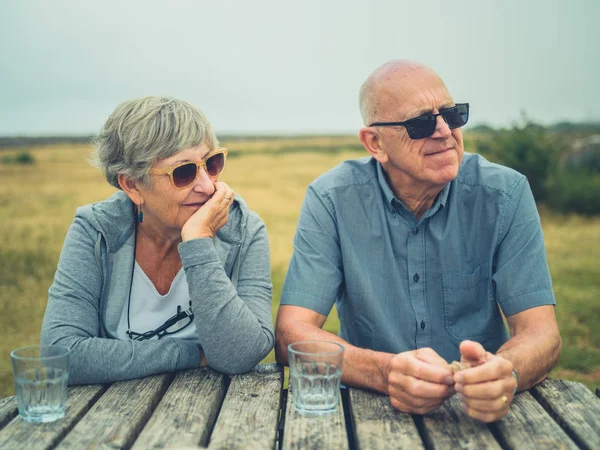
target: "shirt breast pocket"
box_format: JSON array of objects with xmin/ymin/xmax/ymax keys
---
[{"xmin": 442, "ymin": 264, "xmax": 493, "ymax": 341}]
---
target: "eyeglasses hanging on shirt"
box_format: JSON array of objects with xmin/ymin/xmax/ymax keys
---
[{"xmin": 126, "ymin": 301, "xmax": 194, "ymax": 341}]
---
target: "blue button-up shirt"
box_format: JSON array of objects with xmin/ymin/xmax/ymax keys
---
[{"xmin": 281, "ymin": 153, "xmax": 555, "ymax": 362}]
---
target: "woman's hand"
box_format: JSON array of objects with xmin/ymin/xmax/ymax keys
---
[{"xmin": 181, "ymin": 182, "xmax": 235, "ymax": 241}]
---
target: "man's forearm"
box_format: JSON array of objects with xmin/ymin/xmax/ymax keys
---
[
  {"xmin": 275, "ymin": 320, "xmax": 393, "ymax": 394},
  {"xmin": 496, "ymin": 327, "xmax": 562, "ymax": 392}
]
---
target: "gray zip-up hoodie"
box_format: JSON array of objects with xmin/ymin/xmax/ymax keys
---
[{"xmin": 41, "ymin": 191, "xmax": 274, "ymax": 384}]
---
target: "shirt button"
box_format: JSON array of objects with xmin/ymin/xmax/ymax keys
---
[
  {"xmin": 412, "ymin": 228, "xmax": 419, "ymax": 235},
  {"xmin": 413, "ymin": 273, "xmax": 420, "ymax": 283},
  {"xmin": 421, "ymin": 320, "xmax": 426, "ymax": 330}
]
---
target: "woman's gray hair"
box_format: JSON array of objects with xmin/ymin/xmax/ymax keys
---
[{"xmin": 92, "ymin": 96, "xmax": 219, "ymax": 189}]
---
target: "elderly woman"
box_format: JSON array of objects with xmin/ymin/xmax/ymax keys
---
[{"xmin": 41, "ymin": 97, "xmax": 274, "ymax": 384}]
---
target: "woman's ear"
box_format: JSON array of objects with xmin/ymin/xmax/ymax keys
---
[
  {"xmin": 359, "ymin": 127, "xmax": 389, "ymax": 164},
  {"xmin": 118, "ymin": 174, "xmax": 143, "ymax": 206}
]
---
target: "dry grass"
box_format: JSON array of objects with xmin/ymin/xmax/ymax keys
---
[{"xmin": 0, "ymin": 139, "xmax": 598, "ymax": 396}]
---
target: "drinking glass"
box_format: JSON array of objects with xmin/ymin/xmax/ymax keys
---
[
  {"xmin": 288, "ymin": 340, "xmax": 344, "ymax": 416},
  {"xmin": 11, "ymin": 345, "xmax": 70, "ymax": 423}
]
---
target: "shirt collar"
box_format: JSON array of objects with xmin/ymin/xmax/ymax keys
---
[
  {"xmin": 376, "ymin": 160, "xmax": 397, "ymax": 213},
  {"xmin": 375, "ymin": 160, "xmax": 450, "ymax": 216}
]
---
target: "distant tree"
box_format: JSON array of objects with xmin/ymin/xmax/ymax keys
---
[
  {"xmin": 468, "ymin": 123, "xmax": 496, "ymax": 133},
  {"xmin": 549, "ymin": 122, "xmax": 600, "ymax": 134},
  {"xmin": 564, "ymin": 135, "xmax": 600, "ymax": 173},
  {"xmin": 475, "ymin": 118, "xmax": 564, "ymax": 202}
]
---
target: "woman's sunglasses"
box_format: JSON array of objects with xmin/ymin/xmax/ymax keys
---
[
  {"xmin": 369, "ymin": 103, "xmax": 469, "ymax": 140},
  {"xmin": 149, "ymin": 147, "xmax": 228, "ymax": 189}
]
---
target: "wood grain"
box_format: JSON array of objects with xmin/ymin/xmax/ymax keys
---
[
  {"xmin": 208, "ymin": 363, "xmax": 282, "ymax": 450},
  {"xmin": 348, "ymin": 388, "xmax": 424, "ymax": 450},
  {"xmin": 531, "ymin": 379, "xmax": 600, "ymax": 450},
  {"xmin": 282, "ymin": 388, "xmax": 348, "ymax": 450},
  {"xmin": 420, "ymin": 394, "xmax": 501, "ymax": 450},
  {"xmin": 55, "ymin": 373, "xmax": 173, "ymax": 449},
  {"xmin": 0, "ymin": 385, "xmax": 105, "ymax": 450},
  {"xmin": 131, "ymin": 368, "xmax": 227, "ymax": 449},
  {"xmin": 1, "ymin": 370, "xmax": 597, "ymax": 450},
  {"xmin": 493, "ymin": 390, "xmax": 578, "ymax": 449},
  {"xmin": 0, "ymin": 396, "xmax": 17, "ymax": 429}
]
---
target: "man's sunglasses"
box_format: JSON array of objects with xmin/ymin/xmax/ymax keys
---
[
  {"xmin": 149, "ymin": 147, "xmax": 228, "ymax": 189},
  {"xmin": 369, "ymin": 103, "xmax": 469, "ymax": 140},
  {"xmin": 127, "ymin": 304, "xmax": 194, "ymax": 341}
]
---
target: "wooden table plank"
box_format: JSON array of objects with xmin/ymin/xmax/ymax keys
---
[
  {"xmin": 0, "ymin": 385, "xmax": 106, "ymax": 450},
  {"xmin": 531, "ymin": 379, "xmax": 600, "ymax": 450},
  {"xmin": 209, "ymin": 363, "xmax": 282, "ymax": 450},
  {"xmin": 0, "ymin": 396, "xmax": 17, "ymax": 429},
  {"xmin": 282, "ymin": 389, "xmax": 349, "ymax": 450},
  {"xmin": 131, "ymin": 368, "xmax": 227, "ymax": 449},
  {"xmin": 420, "ymin": 394, "xmax": 501, "ymax": 449},
  {"xmin": 493, "ymin": 391, "xmax": 578, "ymax": 449},
  {"xmin": 348, "ymin": 388, "xmax": 424, "ymax": 450},
  {"xmin": 55, "ymin": 373, "xmax": 173, "ymax": 450}
]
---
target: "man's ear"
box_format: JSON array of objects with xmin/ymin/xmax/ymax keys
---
[
  {"xmin": 118, "ymin": 174, "xmax": 143, "ymax": 206},
  {"xmin": 359, "ymin": 127, "xmax": 388, "ymax": 164}
]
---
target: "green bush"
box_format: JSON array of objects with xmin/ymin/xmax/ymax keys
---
[
  {"xmin": 0, "ymin": 151, "xmax": 35, "ymax": 165},
  {"xmin": 547, "ymin": 170, "xmax": 600, "ymax": 216},
  {"xmin": 563, "ymin": 136, "xmax": 600, "ymax": 173},
  {"xmin": 475, "ymin": 121, "xmax": 563, "ymax": 202}
]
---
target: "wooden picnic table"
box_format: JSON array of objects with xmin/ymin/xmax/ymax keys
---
[{"xmin": 0, "ymin": 363, "xmax": 598, "ymax": 449}]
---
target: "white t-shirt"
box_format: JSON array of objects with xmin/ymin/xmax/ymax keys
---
[{"xmin": 117, "ymin": 263, "xmax": 200, "ymax": 343}]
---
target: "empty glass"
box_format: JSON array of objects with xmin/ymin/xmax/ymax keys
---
[
  {"xmin": 11, "ymin": 345, "xmax": 70, "ymax": 423},
  {"xmin": 288, "ymin": 340, "xmax": 344, "ymax": 416}
]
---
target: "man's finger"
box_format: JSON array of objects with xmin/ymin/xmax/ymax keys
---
[
  {"xmin": 391, "ymin": 352, "xmax": 453, "ymax": 385},
  {"xmin": 389, "ymin": 390, "xmax": 446, "ymax": 415},
  {"xmin": 460, "ymin": 393, "xmax": 512, "ymax": 412},
  {"xmin": 415, "ymin": 347, "xmax": 453, "ymax": 369},
  {"xmin": 459, "ymin": 340, "xmax": 487, "ymax": 364},
  {"xmin": 389, "ymin": 372, "xmax": 455, "ymax": 399},
  {"xmin": 454, "ymin": 356, "xmax": 512, "ymax": 385},
  {"xmin": 462, "ymin": 403, "xmax": 509, "ymax": 423},
  {"xmin": 455, "ymin": 378, "xmax": 511, "ymax": 400}
]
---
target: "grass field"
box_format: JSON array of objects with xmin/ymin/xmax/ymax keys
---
[{"xmin": 0, "ymin": 136, "xmax": 599, "ymax": 397}]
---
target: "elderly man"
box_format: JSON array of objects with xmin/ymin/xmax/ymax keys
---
[{"xmin": 275, "ymin": 60, "xmax": 561, "ymax": 422}]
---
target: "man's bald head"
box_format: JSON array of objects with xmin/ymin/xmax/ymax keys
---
[{"xmin": 358, "ymin": 60, "xmax": 445, "ymax": 125}]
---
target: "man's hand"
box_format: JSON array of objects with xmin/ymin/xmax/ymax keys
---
[
  {"xmin": 453, "ymin": 340, "xmax": 516, "ymax": 422},
  {"xmin": 181, "ymin": 182, "xmax": 235, "ymax": 241},
  {"xmin": 387, "ymin": 348, "xmax": 455, "ymax": 414}
]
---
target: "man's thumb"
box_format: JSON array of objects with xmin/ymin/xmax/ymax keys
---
[{"xmin": 459, "ymin": 340, "xmax": 487, "ymax": 364}]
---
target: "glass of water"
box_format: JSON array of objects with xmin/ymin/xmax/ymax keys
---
[
  {"xmin": 11, "ymin": 345, "xmax": 70, "ymax": 423},
  {"xmin": 288, "ymin": 340, "xmax": 344, "ymax": 416}
]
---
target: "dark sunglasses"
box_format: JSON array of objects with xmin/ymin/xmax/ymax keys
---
[
  {"xmin": 149, "ymin": 147, "xmax": 228, "ymax": 188},
  {"xmin": 126, "ymin": 304, "xmax": 194, "ymax": 341},
  {"xmin": 369, "ymin": 103, "xmax": 469, "ymax": 139}
]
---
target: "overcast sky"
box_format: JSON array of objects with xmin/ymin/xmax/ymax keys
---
[{"xmin": 1, "ymin": 0, "xmax": 598, "ymax": 136}]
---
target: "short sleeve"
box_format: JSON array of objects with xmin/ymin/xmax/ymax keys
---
[
  {"xmin": 280, "ymin": 185, "xmax": 343, "ymax": 316},
  {"xmin": 492, "ymin": 177, "xmax": 556, "ymax": 316}
]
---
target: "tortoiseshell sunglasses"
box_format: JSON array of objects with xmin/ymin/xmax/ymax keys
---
[{"xmin": 149, "ymin": 147, "xmax": 228, "ymax": 188}]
